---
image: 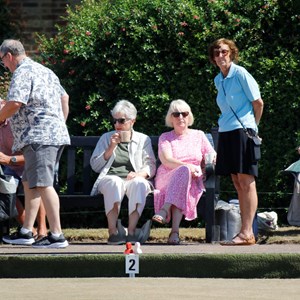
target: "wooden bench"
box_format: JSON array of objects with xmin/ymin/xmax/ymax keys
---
[
  {"xmin": 0, "ymin": 129, "xmax": 219, "ymax": 243},
  {"xmin": 59, "ymin": 129, "xmax": 219, "ymax": 243}
]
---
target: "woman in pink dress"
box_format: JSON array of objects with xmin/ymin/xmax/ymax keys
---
[{"xmin": 152, "ymin": 99, "xmax": 216, "ymax": 244}]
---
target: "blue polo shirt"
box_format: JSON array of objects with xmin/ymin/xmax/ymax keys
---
[{"xmin": 214, "ymin": 62, "xmax": 261, "ymax": 132}]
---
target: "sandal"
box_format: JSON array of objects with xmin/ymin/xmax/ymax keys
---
[
  {"xmin": 168, "ymin": 231, "xmax": 180, "ymax": 245},
  {"xmin": 152, "ymin": 208, "xmax": 170, "ymax": 225},
  {"xmin": 220, "ymin": 233, "xmax": 256, "ymax": 246}
]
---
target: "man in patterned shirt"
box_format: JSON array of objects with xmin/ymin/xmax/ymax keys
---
[
  {"xmin": 0, "ymin": 102, "xmax": 47, "ymax": 240},
  {"xmin": 0, "ymin": 39, "xmax": 70, "ymax": 248}
]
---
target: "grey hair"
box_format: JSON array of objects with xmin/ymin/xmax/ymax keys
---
[
  {"xmin": 111, "ymin": 100, "xmax": 137, "ymax": 120},
  {"xmin": 0, "ymin": 39, "xmax": 26, "ymax": 56},
  {"xmin": 165, "ymin": 99, "xmax": 194, "ymax": 127}
]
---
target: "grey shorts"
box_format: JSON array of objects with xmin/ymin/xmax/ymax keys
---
[{"xmin": 22, "ymin": 144, "xmax": 63, "ymax": 189}]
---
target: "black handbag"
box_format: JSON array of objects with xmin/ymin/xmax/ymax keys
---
[
  {"xmin": 229, "ymin": 106, "xmax": 262, "ymax": 162},
  {"xmin": 0, "ymin": 165, "xmax": 18, "ymax": 221}
]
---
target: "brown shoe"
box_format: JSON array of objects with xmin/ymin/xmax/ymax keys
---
[{"xmin": 220, "ymin": 233, "xmax": 256, "ymax": 246}]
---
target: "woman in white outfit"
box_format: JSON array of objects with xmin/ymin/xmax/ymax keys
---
[{"xmin": 90, "ymin": 100, "xmax": 156, "ymax": 245}]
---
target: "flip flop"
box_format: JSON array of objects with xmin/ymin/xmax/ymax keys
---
[{"xmin": 220, "ymin": 233, "xmax": 255, "ymax": 246}]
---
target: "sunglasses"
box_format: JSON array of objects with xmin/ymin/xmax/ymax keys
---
[
  {"xmin": 213, "ymin": 49, "xmax": 229, "ymax": 57},
  {"xmin": 171, "ymin": 111, "xmax": 189, "ymax": 118},
  {"xmin": 112, "ymin": 118, "xmax": 130, "ymax": 124}
]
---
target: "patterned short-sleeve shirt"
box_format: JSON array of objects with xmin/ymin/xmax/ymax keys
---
[{"xmin": 7, "ymin": 57, "xmax": 70, "ymax": 152}]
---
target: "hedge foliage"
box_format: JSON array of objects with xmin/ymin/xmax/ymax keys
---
[
  {"xmin": 2, "ymin": 0, "xmax": 300, "ymax": 212},
  {"xmin": 0, "ymin": 0, "xmax": 19, "ymax": 97}
]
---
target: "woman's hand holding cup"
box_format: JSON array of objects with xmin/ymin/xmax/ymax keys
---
[{"xmin": 111, "ymin": 132, "xmax": 121, "ymax": 145}]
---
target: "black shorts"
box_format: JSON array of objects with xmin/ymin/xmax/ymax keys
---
[{"xmin": 215, "ymin": 129, "xmax": 259, "ymax": 177}]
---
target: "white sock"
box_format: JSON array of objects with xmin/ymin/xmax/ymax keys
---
[
  {"xmin": 20, "ymin": 227, "xmax": 31, "ymax": 234},
  {"xmin": 51, "ymin": 232, "xmax": 61, "ymax": 238}
]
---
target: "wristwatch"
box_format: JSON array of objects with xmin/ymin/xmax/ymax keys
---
[{"xmin": 10, "ymin": 156, "xmax": 17, "ymax": 165}]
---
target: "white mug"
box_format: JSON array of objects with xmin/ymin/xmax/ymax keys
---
[{"xmin": 118, "ymin": 130, "xmax": 131, "ymax": 143}]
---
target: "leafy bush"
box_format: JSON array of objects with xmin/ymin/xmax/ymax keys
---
[
  {"xmin": 15, "ymin": 0, "xmax": 300, "ymax": 212},
  {"xmin": 0, "ymin": 0, "xmax": 19, "ymax": 96}
]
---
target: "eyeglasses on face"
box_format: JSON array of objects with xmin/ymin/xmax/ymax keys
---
[
  {"xmin": 112, "ymin": 118, "xmax": 130, "ymax": 124},
  {"xmin": 171, "ymin": 111, "xmax": 189, "ymax": 118},
  {"xmin": 213, "ymin": 49, "xmax": 229, "ymax": 57}
]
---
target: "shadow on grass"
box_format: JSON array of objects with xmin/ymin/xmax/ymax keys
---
[
  {"xmin": 271, "ymin": 228, "xmax": 300, "ymax": 236},
  {"xmin": 257, "ymin": 227, "xmax": 300, "ymax": 245}
]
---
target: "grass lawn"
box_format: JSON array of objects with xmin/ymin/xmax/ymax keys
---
[
  {"xmin": 62, "ymin": 226, "xmax": 300, "ymax": 244},
  {"xmin": 2, "ymin": 226, "xmax": 300, "ymax": 278}
]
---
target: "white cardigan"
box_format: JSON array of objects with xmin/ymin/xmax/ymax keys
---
[{"xmin": 90, "ymin": 130, "xmax": 156, "ymax": 196}]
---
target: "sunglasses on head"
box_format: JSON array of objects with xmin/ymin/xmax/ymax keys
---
[
  {"xmin": 171, "ymin": 111, "xmax": 189, "ymax": 118},
  {"xmin": 112, "ymin": 118, "xmax": 129, "ymax": 124},
  {"xmin": 213, "ymin": 49, "xmax": 229, "ymax": 57}
]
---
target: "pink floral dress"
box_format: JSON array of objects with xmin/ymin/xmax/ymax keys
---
[{"xmin": 154, "ymin": 129, "xmax": 215, "ymax": 220}]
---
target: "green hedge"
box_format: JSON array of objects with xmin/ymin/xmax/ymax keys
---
[
  {"xmin": 0, "ymin": 0, "xmax": 19, "ymax": 96},
  {"xmin": 36, "ymin": 0, "xmax": 300, "ymax": 215},
  {"xmin": 1, "ymin": 0, "xmax": 300, "ymax": 217}
]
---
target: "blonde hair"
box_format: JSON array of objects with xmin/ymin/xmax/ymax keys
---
[{"xmin": 165, "ymin": 99, "xmax": 194, "ymax": 127}]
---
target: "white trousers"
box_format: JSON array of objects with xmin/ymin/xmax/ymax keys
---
[{"xmin": 97, "ymin": 175, "xmax": 152, "ymax": 216}]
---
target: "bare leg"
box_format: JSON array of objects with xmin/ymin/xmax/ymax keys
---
[
  {"xmin": 15, "ymin": 195, "xmax": 39, "ymax": 236},
  {"xmin": 36, "ymin": 200, "xmax": 47, "ymax": 236},
  {"xmin": 168, "ymin": 206, "xmax": 183, "ymax": 244},
  {"xmin": 231, "ymin": 173, "xmax": 257, "ymax": 241},
  {"xmin": 171, "ymin": 206, "xmax": 183, "ymax": 234},
  {"xmin": 128, "ymin": 209, "xmax": 140, "ymax": 236},
  {"xmin": 36, "ymin": 186, "xmax": 62, "ymax": 234},
  {"xmin": 107, "ymin": 203, "xmax": 119, "ymax": 236},
  {"xmin": 15, "ymin": 197, "xmax": 25, "ymax": 226},
  {"xmin": 22, "ymin": 181, "xmax": 42, "ymax": 232}
]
